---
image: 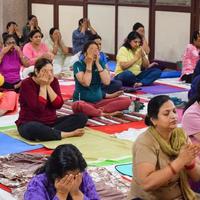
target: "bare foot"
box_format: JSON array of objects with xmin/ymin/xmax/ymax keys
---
[
  {"xmin": 134, "ymin": 82, "xmax": 142, "ymax": 88},
  {"xmin": 105, "ymin": 90, "xmax": 124, "ymax": 99},
  {"xmin": 101, "ymin": 111, "xmax": 123, "ymax": 117},
  {"xmin": 61, "ymin": 128, "xmax": 85, "ymax": 139}
]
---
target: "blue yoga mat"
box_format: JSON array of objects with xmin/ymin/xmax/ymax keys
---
[
  {"xmin": 141, "ymin": 84, "xmax": 188, "ymax": 94},
  {"xmin": 0, "ymin": 133, "xmax": 43, "ymax": 156},
  {"xmin": 160, "ymin": 70, "xmax": 181, "ymax": 78},
  {"xmin": 115, "ymin": 163, "xmax": 133, "ymax": 177},
  {"xmin": 107, "ymin": 60, "xmax": 116, "ymax": 72}
]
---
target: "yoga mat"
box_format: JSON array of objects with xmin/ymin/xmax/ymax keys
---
[
  {"xmin": 60, "ymin": 85, "xmax": 75, "ymax": 100},
  {"xmin": 107, "ymin": 60, "xmax": 116, "ymax": 72},
  {"xmin": 115, "ymin": 163, "xmax": 133, "ymax": 177},
  {"xmin": 92, "ymin": 121, "xmax": 146, "ymax": 134},
  {"xmin": 4, "ymin": 128, "xmax": 132, "ymax": 164},
  {"xmin": 0, "ymin": 133, "xmax": 43, "ymax": 156},
  {"xmin": 141, "ymin": 84, "xmax": 188, "ymax": 94}
]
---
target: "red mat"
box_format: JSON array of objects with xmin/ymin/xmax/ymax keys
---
[
  {"xmin": 91, "ymin": 120, "xmax": 146, "ymax": 134},
  {"xmin": 60, "ymin": 85, "xmax": 75, "ymax": 100},
  {"xmin": 25, "ymin": 147, "xmax": 53, "ymax": 155}
]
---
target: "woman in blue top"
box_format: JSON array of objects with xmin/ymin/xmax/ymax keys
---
[{"xmin": 72, "ymin": 41, "xmax": 131, "ymax": 117}]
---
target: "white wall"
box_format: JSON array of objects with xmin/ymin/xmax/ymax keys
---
[
  {"xmin": 118, "ymin": 6, "xmax": 149, "ymax": 49},
  {"xmin": 32, "ymin": 3, "xmax": 54, "ymax": 39},
  {"xmin": 88, "ymin": 4, "xmax": 115, "ymax": 54},
  {"xmin": 155, "ymin": 11, "xmax": 190, "ymax": 62},
  {"xmin": 59, "ymin": 5, "xmax": 83, "ymax": 47}
]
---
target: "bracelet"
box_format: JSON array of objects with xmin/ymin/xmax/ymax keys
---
[
  {"xmin": 185, "ymin": 160, "xmax": 196, "ymax": 170},
  {"xmin": 86, "ymin": 69, "xmax": 92, "ymax": 73},
  {"xmin": 98, "ymin": 69, "xmax": 104, "ymax": 73},
  {"xmin": 168, "ymin": 163, "xmax": 177, "ymax": 175}
]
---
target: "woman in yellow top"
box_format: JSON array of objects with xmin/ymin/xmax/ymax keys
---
[{"xmin": 114, "ymin": 31, "xmax": 161, "ymax": 87}]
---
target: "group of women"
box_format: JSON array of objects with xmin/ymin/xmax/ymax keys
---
[{"xmin": 1, "ymin": 15, "xmax": 200, "ymax": 199}]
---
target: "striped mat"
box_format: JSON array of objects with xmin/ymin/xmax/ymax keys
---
[{"xmin": 56, "ymin": 101, "xmax": 145, "ymax": 127}]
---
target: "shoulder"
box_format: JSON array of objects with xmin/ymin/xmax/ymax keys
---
[
  {"xmin": 117, "ymin": 46, "xmax": 129, "ymax": 54},
  {"xmin": 134, "ymin": 128, "xmax": 159, "ymax": 150},
  {"xmin": 73, "ymin": 60, "xmax": 85, "ymax": 71},
  {"xmin": 27, "ymin": 173, "xmax": 49, "ymax": 188}
]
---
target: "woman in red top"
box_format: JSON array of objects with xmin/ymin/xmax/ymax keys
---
[{"xmin": 16, "ymin": 58, "xmax": 87, "ymax": 141}]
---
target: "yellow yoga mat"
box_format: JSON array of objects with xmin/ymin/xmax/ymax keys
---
[{"xmin": 4, "ymin": 128, "xmax": 132, "ymax": 163}]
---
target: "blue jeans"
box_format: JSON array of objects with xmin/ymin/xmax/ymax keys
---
[
  {"xmin": 101, "ymin": 79, "xmax": 122, "ymax": 97},
  {"xmin": 115, "ymin": 68, "xmax": 161, "ymax": 86}
]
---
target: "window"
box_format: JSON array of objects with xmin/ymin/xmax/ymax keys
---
[
  {"xmin": 88, "ymin": 0, "xmax": 115, "ymax": 3},
  {"xmin": 118, "ymin": 0, "xmax": 149, "ymax": 5},
  {"xmin": 156, "ymin": 0, "xmax": 190, "ymax": 6}
]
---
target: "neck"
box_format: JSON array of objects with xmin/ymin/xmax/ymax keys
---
[
  {"xmin": 31, "ymin": 42, "xmax": 40, "ymax": 48},
  {"xmin": 155, "ymin": 127, "xmax": 172, "ymax": 142}
]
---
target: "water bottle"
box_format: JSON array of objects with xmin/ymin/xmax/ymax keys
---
[{"xmin": 128, "ymin": 101, "xmax": 135, "ymax": 113}]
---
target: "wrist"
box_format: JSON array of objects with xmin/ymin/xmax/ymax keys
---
[
  {"xmin": 56, "ymin": 192, "xmax": 68, "ymax": 200},
  {"xmin": 70, "ymin": 190, "xmax": 83, "ymax": 199},
  {"xmin": 185, "ymin": 160, "xmax": 196, "ymax": 170}
]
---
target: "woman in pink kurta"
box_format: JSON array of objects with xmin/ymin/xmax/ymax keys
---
[
  {"xmin": 22, "ymin": 30, "xmax": 54, "ymax": 78},
  {"xmin": 181, "ymin": 31, "xmax": 200, "ymax": 83}
]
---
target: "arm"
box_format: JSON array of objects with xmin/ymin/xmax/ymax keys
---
[
  {"xmin": 81, "ymin": 171, "xmax": 99, "ymax": 200},
  {"xmin": 117, "ymin": 47, "xmax": 141, "ymax": 70},
  {"xmin": 23, "ymin": 43, "xmax": 38, "ymax": 66},
  {"xmin": 142, "ymin": 38, "xmax": 150, "ymax": 55},
  {"xmin": 135, "ymin": 141, "xmax": 200, "ymax": 191},
  {"xmin": 59, "ymin": 40, "xmax": 69, "ymax": 55},
  {"xmin": 0, "ymin": 46, "xmax": 12, "ymax": 64},
  {"xmin": 74, "ymin": 59, "xmax": 93, "ymax": 87},
  {"xmin": 20, "ymin": 79, "xmax": 47, "ymax": 112},
  {"xmin": 87, "ymin": 20, "xmax": 97, "ymax": 35},
  {"xmin": 96, "ymin": 59, "xmax": 110, "ymax": 86},
  {"xmin": 15, "ymin": 46, "xmax": 29, "ymax": 67},
  {"xmin": 141, "ymin": 49, "xmax": 150, "ymax": 68},
  {"xmin": 24, "ymin": 178, "xmax": 59, "ymax": 200}
]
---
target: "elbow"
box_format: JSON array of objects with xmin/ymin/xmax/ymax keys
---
[
  {"xmin": 103, "ymin": 80, "xmax": 110, "ymax": 86},
  {"xmin": 139, "ymin": 180, "xmax": 159, "ymax": 192}
]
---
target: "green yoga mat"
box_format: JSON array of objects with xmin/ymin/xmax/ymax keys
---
[{"xmin": 4, "ymin": 128, "xmax": 132, "ymax": 164}]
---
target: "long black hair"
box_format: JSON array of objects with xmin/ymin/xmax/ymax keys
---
[
  {"xmin": 35, "ymin": 144, "xmax": 87, "ymax": 183},
  {"xmin": 145, "ymin": 95, "xmax": 170, "ymax": 126}
]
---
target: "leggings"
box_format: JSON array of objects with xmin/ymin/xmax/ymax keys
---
[{"xmin": 17, "ymin": 113, "xmax": 88, "ymax": 141}]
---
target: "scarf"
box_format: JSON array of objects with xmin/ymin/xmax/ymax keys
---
[{"xmin": 149, "ymin": 126, "xmax": 196, "ymax": 200}]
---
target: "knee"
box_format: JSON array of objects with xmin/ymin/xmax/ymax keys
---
[
  {"xmin": 153, "ymin": 68, "xmax": 162, "ymax": 76},
  {"xmin": 72, "ymin": 101, "xmax": 85, "ymax": 113}
]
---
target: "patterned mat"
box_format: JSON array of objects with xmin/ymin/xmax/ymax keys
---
[{"xmin": 56, "ymin": 101, "xmax": 145, "ymax": 127}]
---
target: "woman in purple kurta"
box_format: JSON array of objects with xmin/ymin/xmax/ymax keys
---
[{"xmin": 24, "ymin": 144, "xmax": 100, "ymax": 200}]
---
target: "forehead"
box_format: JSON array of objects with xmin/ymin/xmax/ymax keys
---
[
  {"xmin": 40, "ymin": 63, "xmax": 53, "ymax": 70},
  {"xmin": 6, "ymin": 37, "xmax": 15, "ymax": 42},
  {"xmin": 87, "ymin": 44, "xmax": 98, "ymax": 49},
  {"xmin": 33, "ymin": 32, "xmax": 42, "ymax": 37},
  {"xmin": 159, "ymin": 100, "xmax": 175, "ymax": 111}
]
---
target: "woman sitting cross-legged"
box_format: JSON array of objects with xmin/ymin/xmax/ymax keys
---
[
  {"xmin": 72, "ymin": 41, "xmax": 131, "ymax": 117},
  {"xmin": 0, "ymin": 35, "xmax": 28, "ymax": 92},
  {"xmin": 15, "ymin": 58, "xmax": 88, "ymax": 141},
  {"xmin": 114, "ymin": 31, "xmax": 161, "ymax": 87},
  {"xmin": 128, "ymin": 95, "xmax": 200, "ymax": 200},
  {"xmin": 24, "ymin": 144, "xmax": 100, "ymax": 200}
]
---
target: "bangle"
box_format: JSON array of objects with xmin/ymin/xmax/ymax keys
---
[
  {"xmin": 98, "ymin": 69, "xmax": 104, "ymax": 73},
  {"xmin": 86, "ymin": 69, "xmax": 92, "ymax": 73},
  {"xmin": 168, "ymin": 163, "xmax": 177, "ymax": 175},
  {"xmin": 185, "ymin": 160, "xmax": 196, "ymax": 170}
]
